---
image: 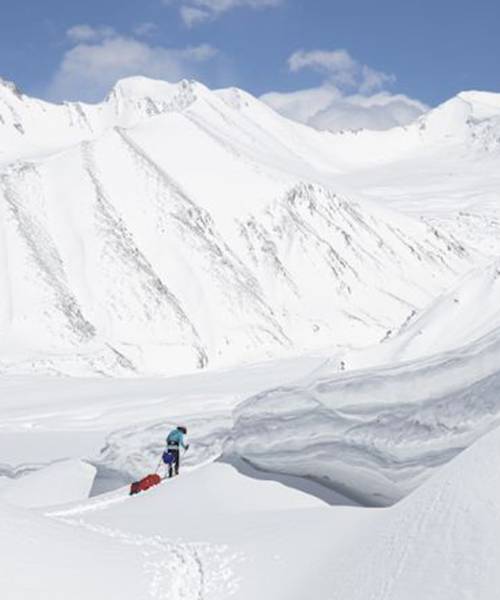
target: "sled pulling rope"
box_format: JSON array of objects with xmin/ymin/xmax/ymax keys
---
[
  {"xmin": 129, "ymin": 445, "xmax": 167, "ymax": 496},
  {"xmin": 130, "ymin": 427, "xmax": 189, "ymax": 496}
]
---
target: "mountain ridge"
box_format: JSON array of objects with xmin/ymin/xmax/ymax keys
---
[{"xmin": 1, "ymin": 75, "xmax": 497, "ymax": 375}]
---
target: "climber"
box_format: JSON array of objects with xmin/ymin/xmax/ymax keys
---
[{"xmin": 164, "ymin": 426, "xmax": 189, "ymax": 478}]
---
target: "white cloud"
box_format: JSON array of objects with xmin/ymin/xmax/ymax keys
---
[
  {"xmin": 359, "ymin": 66, "xmax": 395, "ymax": 94},
  {"xmin": 261, "ymin": 85, "xmax": 341, "ymax": 124},
  {"xmin": 180, "ymin": 6, "xmax": 211, "ymax": 26},
  {"xmin": 163, "ymin": 0, "xmax": 282, "ymax": 25},
  {"xmin": 289, "ymin": 49, "xmax": 356, "ymax": 76},
  {"xmin": 261, "ymin": 49, "xmax": 427, "ymax": 133},
  {"xmin": 312, "ymin": 91, "xmax": 427, "ymax": 131},
  {"xmin": 288, "ymin": 48, "xmax": 395, "ymax": 94},
  {"xmin": 66, "ymin": 24, "xmax": 116, "ymax": 43},
  {"xmin": 48, "ymin": 30, "xmax": 217, "ymax": 102},
  {"xmin": 262, "ymin": 86, "xmax": 427, "ymax": 132},
  {"xmin": 192, "ymin": 0, "xmax": 282, "ymax": 11},
  {"xmin": 133, "ymin": 22, "xmax": 158, "ymax": 37}
]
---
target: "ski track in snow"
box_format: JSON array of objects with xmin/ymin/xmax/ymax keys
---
[{"xmin": 50, "ymin": 513, "xmax": 240, "ymax": 600}]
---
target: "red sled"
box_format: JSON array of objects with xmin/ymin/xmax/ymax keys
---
[{"xmin": 130, "ymin": 473, "xmax": 161, "ymax": 496}]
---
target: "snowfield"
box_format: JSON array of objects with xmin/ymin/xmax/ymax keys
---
[
  {"xmin": 3, "ymin": 427, "xmax": 500, "ymax": 600},
  {"xmin": 1, "ymin": 75, "xmax": 500, "ymax": 599}
]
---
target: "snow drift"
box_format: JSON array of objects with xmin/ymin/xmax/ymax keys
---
[
  {"xmin": 230, "ymin": 323, "xmax": 500, "ymax": 505},
  {"xmin": 0, "ymin": 459, "xmax": 96, "ymax": 508}
]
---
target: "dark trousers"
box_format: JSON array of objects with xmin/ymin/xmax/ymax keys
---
[{"xmin": 167, "ymin": 448, "xmax": 180, "ymax": 478}]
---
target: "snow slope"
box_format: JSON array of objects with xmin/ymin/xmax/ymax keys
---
[
  {"xmin": 0, "ymin": 75, "xmax": 480, "ymax": 376},
  {"xmin": 334, "ymin": 92, "xmax": 500, "ymax": 257},
  {"xmin": 349, "ymin": 257, "xmax": 500, "ymax": 367},
  {"xmin": 2, "ymin": 426, "xmax": 498, "ymax": 600},
  {"xmin": 231, "ymin": 322, "xmax": 500, "ymax": 505},
  {"xmin": 0, "ymin": 500, "xmax": 151, "ymax": 600},
  {"xmin": 29, "ymin": 425, "xmax": 499, "ymax": 600},
  {"xmin": 0, "ymin": 459, "xmax": 95, "ymax": 508},
  {"xmin": 50, "ymin": 461, "xmax": 365, "ymax": 600},
  {"xmin": 0, "ymin": 495, "xmax": 238, "ymax": 600},
  {"xmin": 329, "ymin": 423, "xmax": 500, "ymax": 600},
  {"xmin": 1, "ymin": 460, "xmax": 352, "ymax": 600}
]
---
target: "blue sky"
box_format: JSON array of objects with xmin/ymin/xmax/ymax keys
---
[{"xmin": 1, "ymin": 0, "xmax": 499, "ymax": 130}]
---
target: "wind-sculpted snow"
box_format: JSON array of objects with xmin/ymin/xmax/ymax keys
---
[
  {"xmin": 230, "ymin": 325, "xmax": 500, "ymax": 506},
  {"xmin": 94, "ymin": 411, "xmax": 233, "ymax": 484}
]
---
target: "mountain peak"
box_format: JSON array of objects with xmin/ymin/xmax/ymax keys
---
[
  {"xmin": 109, "ymin": 76, "xmax": 209, "ymax": 103},
  {"xmin": 456, "ymin": 90, "xmax": 500, "ymax": 118},
  {"xmin": 413, "ymin": 89, "xmax": 500, "ymax": 149},
  {"xmin": 0, "ymin": 76, "xmax": 23, "ymax": 99}
]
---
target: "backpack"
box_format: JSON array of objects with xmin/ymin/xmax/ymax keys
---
[{"xmin": 162, "ymin": 451, "xmax": 175, "ymax": 465}]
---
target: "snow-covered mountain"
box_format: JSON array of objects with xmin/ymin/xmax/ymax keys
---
[
  {"xmin": 2, "ymin": 74, "xmax": 500, "ymax": 600},
  {"xmin": 3, "ymin": 76, "xmax": 498, "ymax": 376},
  {"xmin": 334, "ymin": 90, "xmax": 500, "ymax": 256}
]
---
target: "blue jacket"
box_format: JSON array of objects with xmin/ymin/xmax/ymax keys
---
[{"xmin": 167, "ymin": 429, "xmax": 188, "ymax": 450}]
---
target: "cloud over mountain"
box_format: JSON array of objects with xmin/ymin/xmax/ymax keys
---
[
  {"xmin": 47, "ymin": 27, "xmax": 217, "ymax": 102},
  {"xmin": 262, "ymin": 49, "xmax": 427, "ymax": 132}
]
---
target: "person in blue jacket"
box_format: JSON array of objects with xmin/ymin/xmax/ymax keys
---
[{"xmin": 165, "ymin": 426, "xmax": 189, "ymax": 478}]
